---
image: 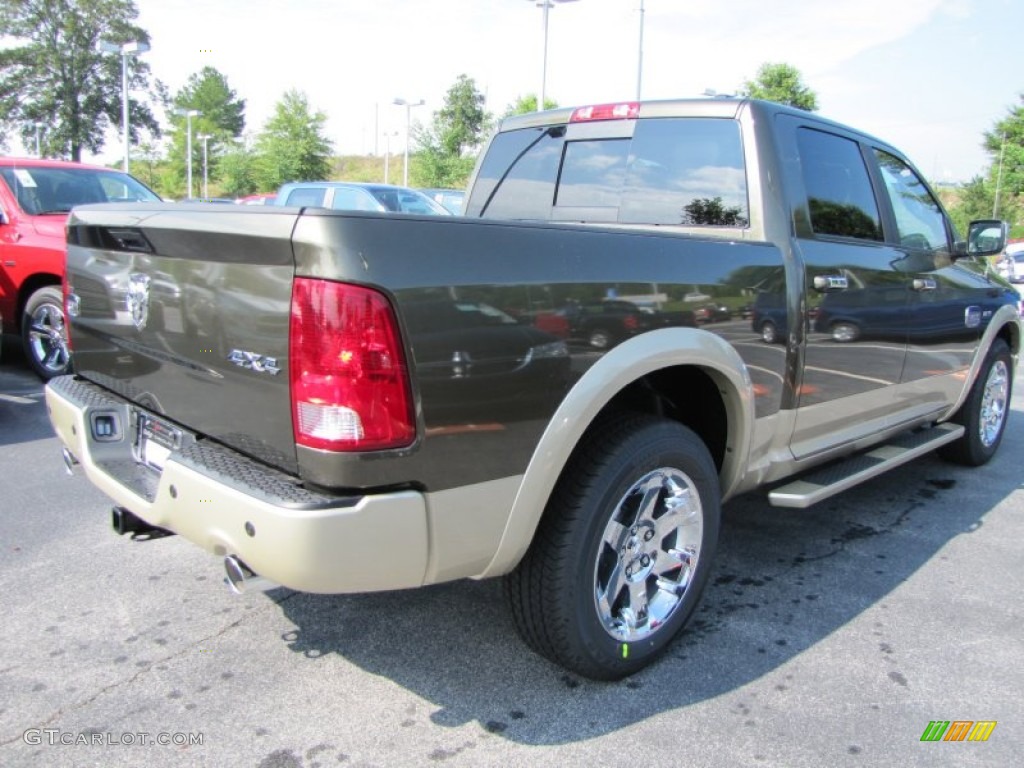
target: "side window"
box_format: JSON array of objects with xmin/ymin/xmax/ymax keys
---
[
  {"xmin": 286, "ymin": 188, "xmax": 327, "ymax": 207},
  {"xmin": 466, "ymin": 128, "xmax": 564, "ymax": 219},
  {"xmin": 873, "ymin": 150, "xmax": 949, "ymax": 251},
  {"xmin": 796, "ymin": 128, "xmax": 882, "ymax": 241}
]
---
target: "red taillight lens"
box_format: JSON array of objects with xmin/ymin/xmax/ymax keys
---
[
  {"xmin": 623, "ymin": 314, "xmax": 638, "ymax": 330},
  {"xmin": 289, "ymin": 278, "xmax": 415, "ymax": 452},
  {"xmin": 570, "ymin": 102, "xmax": 640, "ymax": 123}
]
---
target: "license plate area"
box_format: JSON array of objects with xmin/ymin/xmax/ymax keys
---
[{"xmin": 134, "ymin": 411, "xmax": 183, "ymax": 472}]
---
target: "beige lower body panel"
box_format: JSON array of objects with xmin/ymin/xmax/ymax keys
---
[{"xmin": 46, "ymin": 383, "xmax": 431, "ymax": 594}]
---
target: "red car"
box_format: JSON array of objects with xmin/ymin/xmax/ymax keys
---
[{"xmin": 0, "ymin": 157, "xmax": 161, "ymax": 378}]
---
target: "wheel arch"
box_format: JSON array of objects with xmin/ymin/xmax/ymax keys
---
[
  {"xmin": 477, "ymin": 327, "xmax": 755, "ymax": 579},
  {"xmin": 16, "ymin": 272, "xmax": 62, "ymax": 332},
  {"xmin": 941, "ymin": 304, "xmax": 1021, "ymax": 421}
]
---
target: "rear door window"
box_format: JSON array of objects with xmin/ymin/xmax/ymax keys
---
[{"xmin": 796, "ymin": 128, "xmax": 883, "ymax": 241}]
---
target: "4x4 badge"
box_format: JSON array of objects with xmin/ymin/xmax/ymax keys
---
[{"xmin": 126, "ymin": 273, "xmax": 151, "ymax": 331}]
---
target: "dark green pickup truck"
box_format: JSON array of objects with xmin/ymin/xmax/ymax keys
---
[{"xmin": 46, "ymin": 98, "xmax": 1021, "ymax": 679}]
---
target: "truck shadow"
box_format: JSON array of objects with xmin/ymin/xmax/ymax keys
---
[
  {"xmin": 0, "ymin": 346, "xmax": 52, "ymax": 446},
  {"xmin": 274, "ymin": 407, "xmax": 1023, "ymax": 746}
]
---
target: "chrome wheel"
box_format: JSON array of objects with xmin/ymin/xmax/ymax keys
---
[
  {"xmin": 589, "ymin": 328, "xmax": 611, "ymax": 350},
  {"xmin": 831, "ymin": 322, "xmax": 858, "ymax": 343},
  {"xmin": 978, "ymin": 359, "xmax": 1009, "ymax": 448},
  {"xmin": 760, "ymin": 321, "xmax": 777, "ymax": 344},
  {"xmin": 26, "ymin": 295, "xmax": 70, "ymax": 376},
  {"xmin": 593, "ymin": 467, "xmax": 703, "ymax": 642}
]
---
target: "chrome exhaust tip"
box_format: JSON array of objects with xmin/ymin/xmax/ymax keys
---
[
  {"xmin": 223, "ymin": 555, "xmax": 276, "ymax": 594},
  {"xmin": 61, "ymin": 446, "xmax": 78, "ymax": 476}
]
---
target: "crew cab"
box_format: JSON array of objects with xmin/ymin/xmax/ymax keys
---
[
  {"xmin": 45, "ymin": 99, "xmax": 1020, "ymax": 680},
  {"xmin": 0, "ymin": 157, "xmax": 161, "ymax": 378}
]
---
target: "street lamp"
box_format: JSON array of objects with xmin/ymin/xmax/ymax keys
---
[
  {"xmin": 197, "ymin": 134, "xmax": 212, "ymax": 200},
  {"xmin": 32, "ymin": 121, "xmax": 45, "ymax": 157},
  {"xmin": 636, "ymin": 0, "xmax": 645, "ymax": 100},
  {"xmin": 393, "ymin": 98, "xmax": 424, "ymax": 187},
  {"xmin": 174, "ymin": 108, "xmax": 202, "ymax": 199},
  {"xmin": 98, "ymin": 40, "xmax": 150, "ymax": 173},
  {"xmin": 381, "ymin": 130, "xmax": 398, "ymax": 184},
  {"xmin": 525, "ymin": 0, "xmax": 580, "ymax": 112}
]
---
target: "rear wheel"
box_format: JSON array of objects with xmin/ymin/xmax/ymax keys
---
[
  {"xmin": 22, "ymin": 286, "xmax": 71, "ymax": 380},
  {"xmin": 504, "ymin": 413, "xmax": 720, "ymax": 680},
  {"xmin": 760, "ymin": 321, "xmax": 778, "ymax": 344},
  {"xmin": 939, "ymin": 339, "xmax": 1012, "ymax": 466},
  {"xmin": 830, "ymin": 321, "xmax": 859, "ymax": 343}
]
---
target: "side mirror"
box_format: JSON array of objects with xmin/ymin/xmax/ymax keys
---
[{"xmin": 965, "ymin": 219, "xmax": 1008, "ymax": 258}]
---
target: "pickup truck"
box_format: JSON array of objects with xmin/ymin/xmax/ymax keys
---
[
  {"xmin": 0, "ymin": 157, "xmax": 162, "ymax": 378},
  {"xmin": 45, "ymin": 98, "xmax": 1020, "ymax": 680}
]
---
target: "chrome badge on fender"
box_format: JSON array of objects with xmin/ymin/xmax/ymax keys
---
[
  {"xmin": 228, "ymin": 349, "xmax": 281, "ymax": 375},
  {"xmin": 126, "ymin": 273, "xmax": 151, "ymax": 331}
]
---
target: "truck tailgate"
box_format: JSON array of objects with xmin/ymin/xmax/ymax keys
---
[{"xmin": 65, "ymin": 204, "xmax": 301, "ymax": 474}]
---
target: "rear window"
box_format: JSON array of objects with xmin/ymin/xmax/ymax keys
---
[
  {"xmin": 468, "ymin": 117, "xmax": 748, "ymax": 226},
  {"xmin": 0, "ymin": 166, "xmax": 160, "ymax": 214}
]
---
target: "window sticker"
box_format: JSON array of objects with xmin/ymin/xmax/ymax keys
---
[{"xmin": 13, "ymin": 169, "xmax": 38, "ymax": 188}]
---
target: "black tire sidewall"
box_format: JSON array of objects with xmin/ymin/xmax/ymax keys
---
[
  {"xmin": 562, "ymin": 419, "xmax": 720, "ymax": 678},
  {"xmin": 22, "ymin": 285, "xmax": 69, "ymax": 380},
  {"xmin": 954, "ymin": 340, "xmax": 1013, "ymax": 465}
]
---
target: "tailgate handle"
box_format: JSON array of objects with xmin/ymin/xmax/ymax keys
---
[{"xmin": 107, "ymin": 228, "xmax": 153, "ymax": 253}]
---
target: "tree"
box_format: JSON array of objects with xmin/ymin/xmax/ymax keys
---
[
  {"xmin": 503, "ymin": 94, "xmax": 559, "ymax": 118},
  {"xmin": 682, "ymin": 197, "xmax": 747, "ymax": 226},
  {"xmin": 165, "ymin": 67, "xmax": 246, "ymax": 194},
  {"xmin": 218, "ymin": 139, "xmax": 260, "ymax": 197},
  {"xmin": 413, "ymin": 74, "xmax": 490, "ymax": 188},
  {"xmin": 983, "ymin": 93, "xmax": 1024, "ymax": 212},
  {"xmin": 253, "ymin": 90, "xmax": 333, "ymax": 190},
  {"xmin": 0, "ymin": 0, "xmax": 161, "ymax": 160},
  {"xmin": 739, "ymin": 62, "xmax": 818, "ymax": 112}
]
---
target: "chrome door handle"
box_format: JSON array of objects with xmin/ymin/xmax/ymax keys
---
[
  {"xmin": 813, "ymin": 275, "xmax": 848, "ymax": 291},
  {"xmin": 912, "ymin": 278, "xmax": 937, "ymax": 291}
]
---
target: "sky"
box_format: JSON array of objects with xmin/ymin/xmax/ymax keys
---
[{"xmin": 34, "ymin": 0, "xmax": 1024, "ymax": 182}]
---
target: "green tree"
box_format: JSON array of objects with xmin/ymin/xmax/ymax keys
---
[
  {"xmin": 0, "ymin": 0, "xmax": 161, "ymax": 160},
  {"xmin": 983, "ymin": 93, "xmax": 1024, "ymax": 215},
  {"xmin": 413, "ymin": 74, "xmax": 490, "ymax": 188},
  {"xmin": 253, "ymin": 90, "xmax": 333, "ymax": 190},
  {"xmin": 218, "ymin": 139, "xmax": 260, "ymax": 197},
  {"xmin": 739, "ymin": 62, "xmax": 818, "ymax": 112},
  {"xmin": 166, "ymin": 67, "xmax": 247, "ymax": 195},
  {"xmin": 503, "ymin": 93, "xmax": 559, "ymax": 117}
]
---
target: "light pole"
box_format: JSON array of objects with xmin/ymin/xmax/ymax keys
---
[
  {"xmin": 197, "ymin": 134, "xmax": 212, "ymax": 199},
  {"xmin": 525, "ymin": 0, "xmax": 579, "ymax": 112},
  {"xmin": 98, "ymin": 40, "xmax": 150, "ymax": 173},
  {"xmin": 993, "ymin": 132, "xmax": 1006, "ymax": 219},
  {"xmin": 174, "ymin": 108, "xmax": 202, "ymax": 199},
  {"xmin": 393, "ymin": 98, "xmax": 424, "ymax": 187},
  {"xmin": 33, "ymin": 121, "xmax": 45, "ymax": 156},
  {"xmin": 636, "ymin": 0, "xmax": 645, "ymax": 100},
  {"xmin": 382, "ymin": 131, "xmax": 398, "ymax": 184}
]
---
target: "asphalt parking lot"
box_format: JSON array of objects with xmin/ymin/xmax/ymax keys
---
[{"xmin": 1, "ymin": 340, "xmax": 1021, "ymax": 767}]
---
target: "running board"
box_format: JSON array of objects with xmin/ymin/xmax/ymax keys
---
[{"xmin": 768, "ymin": 423, "xmax": 964, "ymax": 509}]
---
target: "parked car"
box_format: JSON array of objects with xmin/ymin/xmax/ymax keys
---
[
  {"xmin": 419, "ymin": 188, "xmax": 465, "ymax": 215},
  {"xmin": 996, "ymin": 245, "xmax": 1024, "ymax": 283},
  {"xmin": 236, "ymin": 193, "xmax": 277, "ymax": 205},
  {"xmin": 274, "ymin": 182, "xmax": 450, "ymax": 215},
  {"xmin": 692, "ymin": 301, "xmax": 731, "ymax": 324},
  {"xmin": 561, "ymin": 298, "xmax": 695, "ymax": 349},
  {"xmin": 0, "ymin": 156, "xmax": 161, "ymax": 378}
]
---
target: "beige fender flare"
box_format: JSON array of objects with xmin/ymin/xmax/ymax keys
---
[{"xmin": 477, "ymin": 327, "xmax": 756, "ymax": 579}]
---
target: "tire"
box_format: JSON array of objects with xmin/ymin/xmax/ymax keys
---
[
  {"xmin": 588, "ymin": 328, "xmax": 612, "ymax": 350},
  {"xmin": 760, "ymin": 321, "xmax": 778, "ymax": 344},
  {"xmin": 22, "ymin": 286, "xmax": 71, "ymax": 380},
  {"xmin": 504, "ymin": 412, "xmax": 721, "ymax": 680},
  {"xmin": 830, "ymin": 321, "xmax": 859, "ymax": 343},
  {"xmin": 938, "ymin": 339, "xmax": 1013, "ymax": 466}
]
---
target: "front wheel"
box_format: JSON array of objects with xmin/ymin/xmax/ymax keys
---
[
  {"xmin": 939, "ymin": 339, "xmax": 1012, "ymax": 466},
  {"xmin": 22, "ymin": 286, "xmax": 71, "ymax": 380},
  {"xmin": 504, "ymin": 413, "xmax": 720, "ymax": 680}
]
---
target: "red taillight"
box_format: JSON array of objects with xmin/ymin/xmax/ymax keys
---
[
  {"xmin": 289, "ymin": 278, "xmax": 415, "ymax": 452},
  {"xmin": 623, "ymin": 314, "xmax": 639, "ymax": 330},
  {"xmin": 570, "ymin": 102, "xmax": 640, "ymax": 123}
]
